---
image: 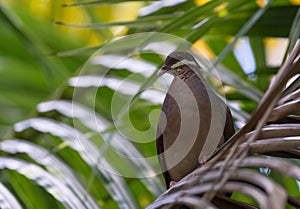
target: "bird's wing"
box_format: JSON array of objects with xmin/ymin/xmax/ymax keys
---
[
  {"xmin": 223, "ymin": 106, "xmax": 235, "ymax": 141},
  {"xmin": 156, "ymin": 133, "xmax": 172, "ymax": 188},
  {"xmin": 156, "ymin": 92, "xmax": 175, "ymax": 189}
]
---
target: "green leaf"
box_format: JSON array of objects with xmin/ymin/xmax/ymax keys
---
[
  {"xmin": 286, "ymin": 7, "xmax": 300, "ymax": 56},
  {"xmin": 62, "ymin": 0, "xmax": 160, "ymax": 7}
]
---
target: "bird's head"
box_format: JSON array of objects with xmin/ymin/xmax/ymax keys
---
[{"xmin": 157, "ymin": 51, "xmax": 198, "ymax": 77}]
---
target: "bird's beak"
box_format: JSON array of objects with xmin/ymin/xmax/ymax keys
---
[{"xmin": 157, "ymin": 65, "xmax": 168, "ymax": 77}]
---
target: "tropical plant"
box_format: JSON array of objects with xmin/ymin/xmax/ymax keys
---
[{"xmin": 0, "ymin": 0, "xmax": 299, "ymax": 209}]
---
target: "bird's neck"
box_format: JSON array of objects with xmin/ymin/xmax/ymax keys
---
[{"xmin": 178, "ymin": 67, "xmax": 200, "ymax": 81}]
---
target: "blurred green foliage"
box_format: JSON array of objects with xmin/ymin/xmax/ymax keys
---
[{"xmin": 0, "ymin": 0, "xmax": 299, "ymax": 208}]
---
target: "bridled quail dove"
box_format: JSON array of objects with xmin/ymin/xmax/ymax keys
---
[{"xmin": 156, "ymin": 50, "xmax": 235, "ymax": 189}]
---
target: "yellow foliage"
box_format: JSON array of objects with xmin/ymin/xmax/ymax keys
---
[
  {"xmin": 290, "ymin": 0, "xmax": 300, "ymax": 5},
  {"xmin": 256, "ymin": 0, "xmax": 267, "ymax": 7},
  {"xmin": 264, "ymin": 38, "xmax": 288, "ymax": 67},
  {"xmin": 193, "ymin": 39, "xmax": 215, "ymax": 59},
  {"xmin": 195, "ymin": 0, "xmax": 211, "ymax": 5},
  {"xmin": 29, "ymin": 0, "xmax": 51, "ymax": 19},
  {"xmin": 4, "ymin": 0, "xmax": 143, "ymax": 46},
  {"xmin": 109, "ymin": 2, "xmax": 144, "ymax": 36}
]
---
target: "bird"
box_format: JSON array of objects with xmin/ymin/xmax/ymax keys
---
[{"xmin": 156, "ymin": 50, "xmax": 235, "ymax": 189}]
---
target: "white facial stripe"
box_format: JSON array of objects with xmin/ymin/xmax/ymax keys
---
[{"xmin": 171, "ymin": 59, "xmax": 197, "ymax": 69}]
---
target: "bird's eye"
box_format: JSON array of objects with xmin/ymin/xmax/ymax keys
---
[{"xmin": 176, "ymin": 68, "xmax": 183, "ymax": 74}]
